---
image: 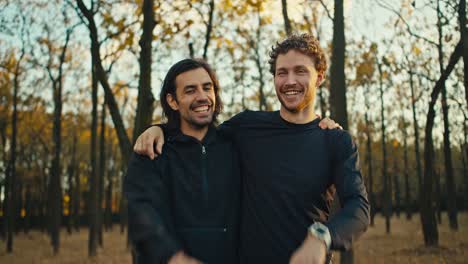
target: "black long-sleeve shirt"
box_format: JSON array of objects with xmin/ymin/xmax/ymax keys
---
[
  {"xmin": 220, "ymin": 110, "xmax": 370, "ymax": 263},
  {"xmin": 124, "ymin": 127, "xmax": 240, "ymax": 264}
]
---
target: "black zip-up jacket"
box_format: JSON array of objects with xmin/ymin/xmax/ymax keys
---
[{"xmin": 124, "ymin": 126, "xmax": 240, "ymax": 264}]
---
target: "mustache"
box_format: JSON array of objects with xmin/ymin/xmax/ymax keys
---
[
  {"xmin": 280, "ymin": 84, "xmax": 303, "ymax": 91},
  {"xmin": 190, "ymin": 100, "xmax": 212, "ymax": 109}
]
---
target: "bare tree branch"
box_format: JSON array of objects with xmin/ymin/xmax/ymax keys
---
[{"xmin": 376, "ymin": 0, "xmax": 438, "ymax": 47}]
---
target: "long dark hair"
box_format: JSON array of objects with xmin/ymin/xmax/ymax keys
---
[{"xmin": 160, "ymin": 58, "xmax": 223, "ymax": 129}]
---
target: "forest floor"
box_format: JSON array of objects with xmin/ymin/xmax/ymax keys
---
[{"xmin": 0, "ymin": 212, "xmax": 467, "ymax": 263}]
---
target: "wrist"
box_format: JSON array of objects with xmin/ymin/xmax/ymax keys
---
[{"xmin": 308, "ymin": 222, "xmax": 331, "ymax": 251}]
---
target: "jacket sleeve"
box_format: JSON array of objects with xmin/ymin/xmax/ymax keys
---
[
  {"xmin": 325, "ymin": 131, "xmax": 370, "ymax": 251},
  {"xmin": 124, "ymin": 153, "xmax": 182, "ymax": 263}
]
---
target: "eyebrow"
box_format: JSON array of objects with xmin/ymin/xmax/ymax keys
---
[{"xmin": 183, "ymin": 81, "xmax": 213, "ymax": 90}]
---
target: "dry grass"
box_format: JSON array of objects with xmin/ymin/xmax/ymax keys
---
[{"xmin": 0, "ymin": 213, "xmax": 467, "ymax": 263}]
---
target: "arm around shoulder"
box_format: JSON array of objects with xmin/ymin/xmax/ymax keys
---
[{"xmin": 325, "ymin": 130, "xmax": 370, "ymax": 250}]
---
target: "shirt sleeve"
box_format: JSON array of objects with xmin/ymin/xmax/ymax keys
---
[
  {"xmin": 217, "ymin": 110, "xmax": 249, "ymax": 139},
  {"xmin": 324, "ymin": 131, "xmax": 370, "ymax": 251},
  {"xmin": 124, "ymin": 153, "xmax": 182, "ymax": 262}
]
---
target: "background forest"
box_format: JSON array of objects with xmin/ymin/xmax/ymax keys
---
[{"xmin": 0, "ymin": 0, "xmax": 467, "ymax": 263}]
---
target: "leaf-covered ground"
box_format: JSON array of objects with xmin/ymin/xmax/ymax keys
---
[{"xmin": 1, "ymin": 213, "xmax": 467, "ymax": 263}]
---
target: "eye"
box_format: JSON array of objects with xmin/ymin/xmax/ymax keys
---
[
  {"xmin": 185, "ymin": 88, "xmax": 195, "ymax": 94},
  {"xmin": 203, "ymin": 85, "xmax": 213, "ymax": 91},
  {"xmin": 277, "ymin": 71, "xmax": 286, "ymax": 76}
]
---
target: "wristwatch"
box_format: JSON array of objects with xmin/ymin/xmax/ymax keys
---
[{"xmin": 308, "ymin": 222, "xmax": 331, "ymax": 251}]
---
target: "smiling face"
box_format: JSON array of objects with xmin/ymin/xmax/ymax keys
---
[
  {"xmin": 274, "ymin": 49, "xmax": 323, "ymax": 114},
  {"xmin": 166, "ymin": 67, "xmax": 216, "ymax": 133}
]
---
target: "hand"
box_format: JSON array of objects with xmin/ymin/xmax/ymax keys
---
[
  {"xmin": 318, "ymin": 117, "xmax": 342, "ymax": 130},
  {"xmin": 168, "ymin": 251, "xmax": 202, "ymax": 264},
  {"xmin": 289, "ymin": 234, "xmax": 327, "ymax": 264},
  {"xmin": 133, "ymin": 126, "xmax": 165, "ymax": 159}
]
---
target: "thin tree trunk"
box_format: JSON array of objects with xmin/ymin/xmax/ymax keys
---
[
  {"xmin": 24, "ymin": 185, "xmax": 31, "ymax": 234},
  {"xmin": 88, "ymin": 58, "xmax": 99, "ymax": 256},
  {"xmin": 403, "ymin": 123, "xmax": 412, "ymax": 219},
  {"xmin": 459, "ymin": 0, "xmax": 467, "ymax": 109},
  {"xmin": 393, "ymin": 160, "xmax": 401, "ymax": 218},
  {"xmin": 98, "ymin": 100, "xmax": 107, "ymax": 246},
  {"xmin": 202, "ymin": 0, "xmax": 215, "ymax": 60},
  {"xmin": 409, "ymin": 69, "xmax": 423, "ymax": 201},
  {"xmin": 49, "ymin": 25, "xmax": 71, "ymax": 255},
  {"xmin": 133, "ymin": 0, "xmax": 155, "ymax": 141},
  {"xmin": 364, "ymin": 85, "xmax": 375, "ymax": 226},
  {"xmin": 421, "ymin": 39, "xmax": 462, "ymax": 247},
  {"xmin": 67, "ymin": 133, "xmax": 77, "ymax": 234},
  {"xmin": 73, "ymin": 165, "xmax": 80, "ymax": 232},
  {"xmin": 105, "ymin": 162, "xmax": 113, "ymax": 231},
  {"xmin": 252, "ymin": 11, "xmax": 267, "ymax": 111},
  {"xmin": 281, "ymin": 0, "xmax": 292, "ymax": 35},
  {"xmin": 377, "ymin": 62, "xmax": 390, "ymax": 234},
  {"xmin": 6, "ymin": 45, "xmax": 25, "ymax": 253}
]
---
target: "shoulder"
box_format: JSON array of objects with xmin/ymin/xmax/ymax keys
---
[
  {"xmin": 227, "ymin": 110, "xmax": 277, "ymax": 125},
  {"xmin": 323, "ymin": 129, "xmax": 355, "ymax": 152}
]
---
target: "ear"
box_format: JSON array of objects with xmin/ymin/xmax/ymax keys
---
[
  {"xmin": 316, "ymin": 73, "xmax": 324, "ymax": 87},
  {"xmin": 166, "ymin": 93, "xmax": 179, "ymax": 111}
]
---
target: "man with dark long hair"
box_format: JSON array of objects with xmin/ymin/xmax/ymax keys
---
[
  {"xmin": 125, "ymin": 59, "xmax": 240, "ymax": 264},
  {"xmin": 134, "ymin": 33, "xmax": 370, "ymax": 264}
]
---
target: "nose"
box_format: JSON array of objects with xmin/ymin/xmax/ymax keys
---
[
  {"xmin": 195, "ymin": 87, "xmax": 209, "ymax": 101},
  {"xmin": 285, "ymin": 73, "xmax": 297, "ymax": 86}
]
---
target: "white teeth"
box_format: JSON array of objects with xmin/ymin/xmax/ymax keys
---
[
  {"xmin": 284, "ymin": 91, "xmax": 300, "ymax": 95},
  {"xmin": 193, "ymin": 106, "xmax": 209, "ymax": 112}
]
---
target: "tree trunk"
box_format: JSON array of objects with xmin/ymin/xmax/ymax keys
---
[
  {"xmin": 73, "ymin": 165, "xmax": 81, "ymax": 232},
  {"xmin": 133, "ymin": 0, "xmax": 155, "ymax": 142},
  {"xmin": 252, "ymin": 12, "xmax": 267, "ymax": 111},
  {"xmin": 6, "ymin": 47, "xmax": 25, "ymax": 252},
  {"xmin": 76, "ymin": 0, "xmax": 132, "ymax": 163},
  {"xmin": 403, "ymin": 123, "xmax": 412, "ymax": 219},
  {"xmin": 435, "ymin": 168, "xmax": 442, "ymax": 224},
  {"xmin": 463, "ymin": 115, "xmax": 468, "ymax": 209},
  {"xmin": 437, "ymin": 0, "xmax": 457, "ymax": 230},
  {"xmin": 202, "ymin": 0, "xmax": 215, "ymax": 60},
  {"xmin": 24, "ymin": 185, "xmax": 31, "ymax": 234},
  {"xmin": 459, "ymin": 0, "xmax": 467, "ymax": 109},
  {"xmin": 393, "ymin": 160, "xmax": 401, "ymax": 218},
  {"xmin": 281, "ymin": 0, "xmax": 292, "ymax": 35},
  {"xmin": 329, "ymin": 1, "xmax": 353, "ymax": 262},
  {"xmin": 421, "ymin": 39, "xmax": 462, "ymax": 247},
  {"xmin": 105, "ymin": 162, "xmax": 113, "ymax": 231},
  {"xmin": 98, "ymin": 100, "xmax": 107, "ymax": 246},
  {"xmin": 364, "ymin": 85, "xmax": 375, "ymax": 226},
  {"xmin": 377, "ymin": 62, "xmax": 390, "ymax": 234},
  {"xmin": 329, "ymin": 0, "xmax": 348, "ymax": 130},
  {"xmin": 409, "ymin": 69, "xmax": 423, "ymax": 201},
  {"xmin": 88, "ymin": 58, "xmax": 99, "ymax": 256}
]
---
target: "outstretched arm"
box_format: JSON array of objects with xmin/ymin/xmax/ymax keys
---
[{"xmin": 125, "ymin": 153, "xmax": 201, "ymax": 263}]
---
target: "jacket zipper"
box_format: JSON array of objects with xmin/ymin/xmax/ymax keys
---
[{"xmin": 201, "ymin": 145, "xmax": 208, "ymax": 204}]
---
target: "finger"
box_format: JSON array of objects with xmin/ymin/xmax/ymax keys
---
[
  {"xmin": 134, "ymin": 140, "xmax": 143, "ymax": 154},
  {"xmin": 156, "ymin": 138, "xmax": 163, "ymax": 155}
]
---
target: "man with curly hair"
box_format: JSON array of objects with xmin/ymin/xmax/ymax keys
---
[{"xmin": 134, "ymin": 33, "xmax": 370, "ymax": 263}]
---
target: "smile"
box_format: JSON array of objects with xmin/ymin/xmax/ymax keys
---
[
  {"xmin": 283, "ymin": 90, "xmax": 301, "ymax": 95},
  {"xmin": 193, "ymin": 105, "xmax": 210, "ymax": 113}
]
